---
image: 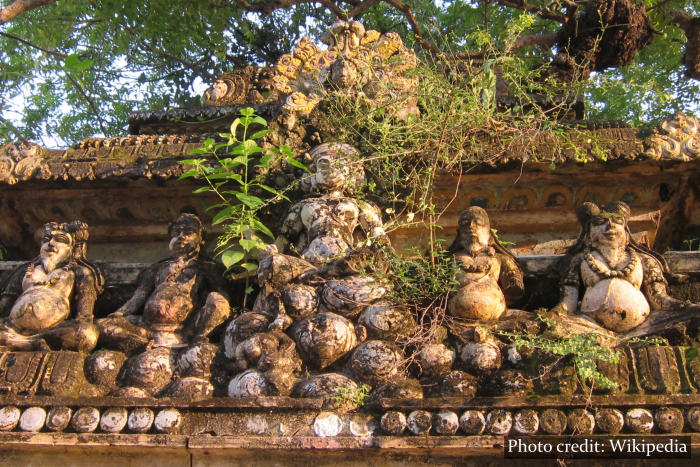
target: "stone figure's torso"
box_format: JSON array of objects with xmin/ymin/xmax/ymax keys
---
[
  {"xmin": 143, "ymin": 260, "xmax": 201, "ymax": 325},
  {"xmin": 298, "ymin": 197, "xmax": 359, "ymax": 264},
  {"xmin": 579, "ymin": 249, "xmax": 650, "ymax": 332},
  {"xmin": 449, "ymin": 251, "xmax": 506, "ymax": 321},
  {"xmin": 9, "ymin": 265, "xmax": 75, "ymax": 333}
]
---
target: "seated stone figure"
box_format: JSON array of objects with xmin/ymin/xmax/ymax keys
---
[
  {"xmin": 0, "ymin": 221, "xmax": 102, "ymax": 351},
  {"xmin": 552, "ymin": 201, "xmax": 700, "ymax": 337},
  {"xmin": 447, "ymin": 207, "xmax": 524, "ymax": 321},
  {"xmin": 97, "ymin": 213, "xmax": 231, "ymax": 353}
]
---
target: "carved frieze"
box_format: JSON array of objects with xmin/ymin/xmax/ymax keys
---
[{"xmin": 643, "ymin": 112, "xmax": 700, "ymax": 161}]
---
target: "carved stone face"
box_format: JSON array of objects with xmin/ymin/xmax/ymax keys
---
[
  {"xmin": 589, "ymin": 214, "xmax": 628, "ymax": 249},
  {"xmin": 458, "ymin": 208, "xmax": 491, "ymax": 251},
  {"xmin": 39, "ymin": 229, "xmax": 73, "ymax": 272},
  {"xmin": 169, "ymin": 222, "xmax": 202, "ymax": 258},
  {"xmin": 313, "ymin": 154, "xmax": 347, "ymax": 193}
]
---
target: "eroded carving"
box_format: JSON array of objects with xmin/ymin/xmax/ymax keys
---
[
  {"xmin": 96, "ymin": 213, "xmax": 232, "ymax": 397},
  {"xmin": 643, "ymin": 112, "xmax": 700, "ymax": 161},
  {"xmin": 551, "ymin": 201, "xmax": 700, "ymax": 339},
  {"xmin": 0, "ymin": 221, "xmax": 102, "ymax": 351}
]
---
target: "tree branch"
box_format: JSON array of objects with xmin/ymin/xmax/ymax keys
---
[
  {"xmin": 348, "ymin": 0, "xmax": 380, "ymax": 18},
  {"xmin": 382, "ymin": 0, "xmax": 440, "ymax": 54},
  {"xmin": 0, "ymin": 0, "xmax": 56, "ymax": 25},
  {"xmin": 0, "ymin": 31, "xmax": 67, "ymax": 59},
  {"xmin": 65, "ymin": 74, "xmax": 107, "ymax": 135},
  {"xmin": 494, "ymin": 0, "xmax": 567, "ymax": 22}
]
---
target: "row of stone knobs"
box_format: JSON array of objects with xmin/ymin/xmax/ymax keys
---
[
  {"xmin": 382, "ymin": 407, "xmax": 700, "ymax": 435},
  {"xmin": 0, "ymin": 406, "xmax": 181, "ymax": 434}
]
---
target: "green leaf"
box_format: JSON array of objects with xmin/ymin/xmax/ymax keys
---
[
  {"xmin": 240, "ymin": 107, "xmax": 254, "ymax": 117},
  {"xmin": 64, "ymin": 54, "xmax": 93, "ymax": 72},
  {"xmin": 286, "ymin": 156, "xmax": 309, "ymax": 172},
  {"xmin": 192, "ymin": 186, "xmax": 211, "ymax": 193},
  {"xmin": 235, "ymin": 193, "xmax": 265, "ymax": 208},
  {"xmin": 229, "ymin": 118, "xmax": 241, "ymax": 138},
  {"xmin": 239, "ymin": 238, "xmax": 262, "ymax": 252},
  {"xmin": 250, "ymin": 128, "xmax": 274, "ymax": 139},
  {"xmin": 251, "ymin": 116, "xmax": 267, "ymax": 126},
  {"xmin": 241, "ymin": 262, "xmax": 258, "ymax": 271},
  {"xmin": 178, "ymin": 169, "xmax": 200, "ymax": 179},
  {"xmin": 221, "ymin": 249, "xmax": 245, "ymax": 269},
  {"xmin": 251, "ymin": 217, "xmax": 274, "ymax": 239},
  {"xmin": 212, "ymin": 206, "xmax": 235, "ymax": 225}
]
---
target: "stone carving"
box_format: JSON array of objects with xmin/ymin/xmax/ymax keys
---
[
  {"xmin": 643, "ymin": 112, "xmax": 700, "ymax": 161},
  {"xmin": 447, "ymin": 207, "xmax": 524, "ymax": 321},
  {"xmin": 224, "ymin": 142, "xmax": 404, "ymax": 400},
  {"xmin": 551, "ymin": 201, "xmax": 700, "ymax": 338},
  {"xmin": 0, "ymin": 221, "xmax": 102, "ymax": 351},
  {"xmin": 202, "ymin": 20, "xmax": 418, "ymax": 127},
  {"xmin": 96, "ymin": 213, "xmax": 232, "ymax": 397},
  {"xmin": 0, "ymin": 140, "xmax": 49, "ymax": 185}
]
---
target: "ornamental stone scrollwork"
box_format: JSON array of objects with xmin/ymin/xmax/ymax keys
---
[
  {"xmin": 642, "ymin": 112, "xmax": 700, "ymax": 161},
  {"xmin": 549, "ymin": 200, "xmax": 700, "ymax": 340},
  {"xmin": 202, "ymin": 20, "xmax": 419, "ymax": 128},
  {"xmin": 0, "ymin": 140, "xmax": 49, "ymax": 185},
  {"xmin": 0, "ymin": 221, "xmax": 103, "ymax": 352}
]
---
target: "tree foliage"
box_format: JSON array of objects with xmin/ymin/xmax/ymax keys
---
[{"xmin": 0, "ymin": 0, "xmax": 697, "ymax": 146}]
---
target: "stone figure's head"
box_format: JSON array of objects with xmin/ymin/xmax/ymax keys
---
[
  {"xmin": 169, "ymin": 213, "xmax": 204, "ymax": 258},
  {"xmin": 455, "ymin": 206, "xmax": 492, "ymax": 251},
  {"xmin": 588, "ymin": 201, "xmax": 630, "ymax": 250},
  {"xmin": 39, "ymin": 222, "xmax": 75, "ymax": 272},
  {"xmin": 301, "ymin": 143, "xmax": 364, "ymax": 196}
]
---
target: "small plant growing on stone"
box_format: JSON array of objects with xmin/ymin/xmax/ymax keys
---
[
  {"xmin": 332, "ymin": 384, "xmax": 371, "ymax": 408},
  {"xmin": 180, "ymin": 107, "xmax": 304, "ymax": 301}
]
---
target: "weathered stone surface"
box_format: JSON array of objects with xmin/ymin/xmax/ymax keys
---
[
  {"xmin": 291, "ymin": 313, "xmax": 359, "ymax": 370},
  {"xmin": 436, "ymin": 370, "xmax": 477, "ymax": 399},
  {"xmin": 655, "ymin": 407, "xmax": 684, "ymax": 433},
  {"xmin": 71, "ymin": 407, "xmax": 100, "ymax": 433},
  {"xmin": 380, "ymin": 411, "xmax": 406, "ymax": 435},
  {"xmin": 313, "ymin": 412, "xmax": 342, "ymax": 437},
  {"xmin": 370, "ymin": 378, "xmax": 423, "ymax": 402},
  {"xmin": 321, "ymin": 277, "xmax": 387, "ymax": 318},
  {"xmin": 634, "ymin": 346, "xmax": 681, "ymax": 394},
  {"xmin": 228, "ymin": 369, "xmax": 268, "ymax": 397},
  {"xmin": 594, "ymin": 352, "xmax": 630, "ymax": 393},
  {"xmin": 539, "ymin": 408, "xmax": 567, "ymax": 434},
  {"xmin": 460, "ymin": 342, "xmax": 501, "ymax": 375},
  {"xmin": 0, "ymin": 406, "xmax": 20, "ymax": 431},
  {"xmin": 99, "ymin": 407, "xmax": 128, "ymax": 433},
  {"xmin": 292, "ymin": 373, "xmax": 361, "ymax": 411},
  {"xmin": 154, "ymin": 408, "xmax": 182, "ymax": 433},
  {"xmin": 567, "ymin": 409, "xmax": 594, "ymax": 434},
  {"xmin": 625, "ymin": 408, "xmax": 654, "ymax": 433},
  {"xmin": 349, "ymin": 340, "xmax": 402, "ymax": 387},
  {"xmin": 118, "ymin": 347, "xmax": 175, "ymax": 395},
  {"xmin": 485, "ymin": 410, "xmax": 512, "ymax": 435},
  {"xmin": 483, "ymin": 369, "xmax": 533, "ymax": 397},
  {"xmin": 19, "ymin": 407, "xmax": 46, "ymax": 432},
  {"xmin": 281, "ymin": 284, "xmax": 318, "ymax": 320},
  {"xmin": 536, "ymin": 362, "xmax": 578, "ymax": 396},
  {"xmin": 594, "ymin": 408, "xmax": 624, "ymax": 434},
  {"xmin": 347, "ymin": 414, "xmax": 376, "ymax": 437},
  {"xmin": 127, "ymin": 407, "xmax": 154, "ymax": 433},
  {"xmin": 513, "ymin": 409, "xmax": 539, "ymax": 435},
  {"xmin": 84, "ymin": 350, "xmax": 127, "ymax": 392},
  {"xmin": 432, "ymin": 411, "xmax": 459, "ymax": 435},
  {"xmin": 358, "ymin": 303, "xmax": 415, "ymax": 340},
  {"xmin": 459, "ymin": 410, "xmax": 486, "ymax": 435},
  {"xmin": 417, "ymin": 344, "xmax": 455, "ymax": 379},
  {"xmin": 406, "ymin": 410, "xmax": 432, "ymax": 435},
  {"xmin": 161, "ymin": 376, "xmax": 214, "ymax": 400},
  {"xmin": 687, "ymin": 406, "xmax": 700, "ymax": 432},
  {"xmin": 45, "ymin": 406, "xmax": 72, "ymax": 432}
]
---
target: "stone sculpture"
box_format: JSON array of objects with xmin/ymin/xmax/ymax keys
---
[
  {"xmin": 0, "ymin": 221, "xmax": 102, "ymax": 351},
  {"xmin": 96, "ymin": 213, "xmax": 231, "ymax": 397},
  {"xmin": 447, "ymin": 206, "xmax": 524, "ymax": 321},
  {"xmin": 552, "ymin": 201, "xmax": 700, "ymax": 338},
  {"xmin": 224, "ymin": 142, "xmax": 403, "ymax": 400}
]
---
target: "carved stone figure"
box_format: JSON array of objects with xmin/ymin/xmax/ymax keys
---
[
  {"xmin": 447, "ymin": 207, "xmax": 524, "ymax": 321},
  {"xmin": 96, "ymin": 213, "xmax": 231, "ymax": 397},
  {"xmin": 552, "ymin": 201, "xmax": 700, "ymax": 337},
  {"xmin": 0, "ymin": 221, "xmax": 102, "ymax": 351},
  {"xmin": 224, "ymin": 142, "xmax": 398, "ymax": 397}
]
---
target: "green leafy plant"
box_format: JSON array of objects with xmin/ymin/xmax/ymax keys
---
[
  {"xmin": 180, "ymin": 107, "xmax": 304, "ymax": 296},
  {"xmin": 332, "ymin": 384, "xmax": 371, "ymax": 408}
]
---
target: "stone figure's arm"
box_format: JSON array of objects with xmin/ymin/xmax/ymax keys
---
[
  {"xmin": 641, "ymin": 255, "xmax": 700, "ymax": 312},
  {"xmin": 552, "ymin": 255, "xmax": 581, "ymax": 315},
  {"xmin": 111, "ymin": 266, "xmax": 157, "ymax": 317},
  {"xmin": 357, "ymin": 201, "xmax": 386, "ymax": 243},
  {"xmin": 72, "ymin": 267, "xmax": 99, "ymax": 322},
  {"xmin": 498, "ymin": 254, "xmax": 524, "ymax": 306},
  {"xmin": 0, "ymin": 263, "xmax": 28, "ymax": 317},
  {"xmin": 279, "ymin": 202, "xmax": 304, "ymax": 245}
]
